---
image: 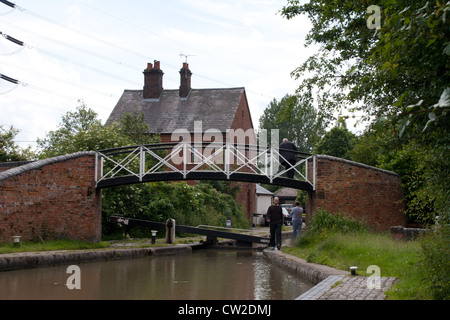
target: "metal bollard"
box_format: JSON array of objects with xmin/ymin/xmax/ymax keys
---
[
  {"xmin": 226, "ymin": 216, "xmax": 232, "ymax": 229},
  {"xmin": 151, "ymin": 230, "xmax": 157, "ymax": 244},
  {"xmin": 166, "ymin": 219, "xmax": 176, "ymax": 244},
  {"xmin": 12, "ymin": 236, "xmax": 21, "ymax": 247}
]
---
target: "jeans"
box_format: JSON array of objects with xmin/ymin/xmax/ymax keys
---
[
  {"xmin": 292, "ymin": 220, "xmax": 302, "ymax": 240},
  {"xmin": 270, "ymin": 222, "xmax": 282, "ymax": 248}
]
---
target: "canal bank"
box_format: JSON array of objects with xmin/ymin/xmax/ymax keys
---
[
  {"xmin": 0, "ymin": 244, "xmax": 196, "ymax": 272},
  {"xmin": 0, "ymin": 230, "xmax": 398, "ymax": 300},
  {"xmin": 263, "ymin": 247, "xmax": 398, "ymax": 300}
]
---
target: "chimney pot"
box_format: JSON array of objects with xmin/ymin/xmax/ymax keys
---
[
  {"xmin": 143, "ymin": 61, "xmax": 164, "ymax": 99},
  {"xmin": 179, "ymin": 63, "xmax": 192, "ymax": 98}
]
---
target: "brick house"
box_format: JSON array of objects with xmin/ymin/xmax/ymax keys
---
[{"xmin": 106, "ymin": 61, "xmax": 256, "ymax": 219}]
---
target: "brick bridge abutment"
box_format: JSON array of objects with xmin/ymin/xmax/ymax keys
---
[
  {"xmin": 0, "ymin": 152, "xmax": 102, "ymax": 243},
  {"xmin": 306, "ymin": 155, "xmax": 406, "ymax": 232}
]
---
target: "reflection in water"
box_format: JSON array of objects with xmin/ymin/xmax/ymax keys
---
[{"xmin": 0, "ymin": 250, "xmax": 313, "ymax": 300}]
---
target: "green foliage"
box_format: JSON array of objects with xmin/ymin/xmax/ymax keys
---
[
  {"xmin": 313, "ymin": 124, "xmax": 356, "ymax": 158},
  {"xmin": 117, "ymin": 111, "xmax": 156, "ymax": 145},
  {"xmin": 0, "ymin": 239, "xmax": 110, "ymax": 254},
  {"xmin": 281, "ymin": 1, "xmax": 449, "ymax": 125},
  {"xmin": 286, "ymin": 230, "xmax": 425, "ymax": 299},
  {"xmin": 258, "ymin": 93, "xmax": 325, "ymax": 152},
  {"xmin": 103, "ymin": 182, "xmax": 248, "ymax": 238},
  {"xmin": 286, "ymin": 209, "xmax": 431, "ymax": 299},
  {"xmin": 419, "ymin": 224, "xmax": 450, "ymax": 300},
  {"xmin": 300, "ymin": 209, "xmax": 368, "ymax": 242},
  {"xmin": 0, "ymin": 125, "xmax": 35, "ymax": 161},
  {"xmin": 280, "ymin": 0, "xmax": 449, "ymax": 224},
  {"xmin": 37, "ymin": 102, "xmax": 129, "ymax": 157},
  {"xmin": 279, "ymin": 1, "xmax": 449, "ymax": 299}
]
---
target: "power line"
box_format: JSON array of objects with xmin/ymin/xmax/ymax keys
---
[
  {"xmin": 75, "ymin": 0, "xmax": 274, "ymax": 78},
  {"xmin": 0, "ymin": 72, "xmax": 18, "ymax": 84},
  {"xmin": 1, "ymin": 0, "xmax": 275, "ymax": 99},
  {"xmin": 0, "ymin": 0, "xmax": 15, "ymax": 9},
  {"xmin": 0, "ymin": 0, "xmax": 156, "ymax": 63},
  {"xmin": 1, "ymin": 70, "xmax": 87, "ymax": 101},
  {"xmin": 0, "ymin": 30, "xmax": 141, "ymax": 87},
  {"xmin": 1, "ymin": 20, "xmax": 141, "ymax": 71},
  {"xmin": 1, "ymin": 59, "xmax": 117, "ymax": 99}
]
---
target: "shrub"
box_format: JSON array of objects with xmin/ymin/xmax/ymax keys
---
[
  {"xmin": 302, "ymin": 209, "xmax": 368, "ymax": 238},
  {"xmin": 419, "ymin": 224, "xmax": 450, "ymax": 300},
  {"xmin": 102, "ymin": 181, "xmax": 249, "ymax": 238}
]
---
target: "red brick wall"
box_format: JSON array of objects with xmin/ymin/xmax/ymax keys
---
[
  {"xmin": 0, "ymin": 152, "xmax": 102, "ymax": 243},
  {"xmin": 306, "ymin": 155, "xmax": 406, "ymax": 231}
]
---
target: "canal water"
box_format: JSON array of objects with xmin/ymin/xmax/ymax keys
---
[{"xmin": 0, "ymin": 250, "xmax": 314, "ymax": 300}]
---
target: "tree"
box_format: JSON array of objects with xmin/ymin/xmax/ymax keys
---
[
  {"xmin": 0, "ymin": 125, "xmax": 35, "ymax": 162},
  {"xmin": 37, "ymin": 102, "xmax": 159, "ymax": 158},
  {"xmin": 281, "ymin": 0, "xmax": 450, "ymax": 223},
  {"xmin": 259, "ymin": 93, "xmax": 325, "ymax": 152},
  {"xmin": 281, "ymin": 1, "xmax": 449, "ymax": 125},
  {"xmin": 116, "ymin": 110, "xmax": 156, "ymax": 145},
  {"xmin": 314, "ymin": 122, "xmax": 355, "ymax": 159}
]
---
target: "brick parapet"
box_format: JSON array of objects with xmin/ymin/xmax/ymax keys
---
[
  {"xmin": 0, "ymin": 152, "xmax": 102, "ymax": 243},
  {"xmin": 306, "ymin": 155, "xmax": 406, "ymax": 231}
]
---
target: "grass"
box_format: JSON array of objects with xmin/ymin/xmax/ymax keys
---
[
  {"xmin": 0, "ymin": 239, "xmax": 111, "ymax": 254},
  {"xmin": 281, "ymin": 209, "xmax": 437, "ymax": 300},
  {"xmin": 284, "ymin": 231, "xmax": 426, "ymax": 299}
]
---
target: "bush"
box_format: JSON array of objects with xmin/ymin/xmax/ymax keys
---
[
  {"xmin": 102, "ymin": 182, "xmax": 249, "ymax": 238},
  {"xmin": 419, "ymin": 224, "xmax": 450, "ymax": 300},
  {"xmin": 301, "ymin": 209, "xmax": 368, "ymax": 239}
]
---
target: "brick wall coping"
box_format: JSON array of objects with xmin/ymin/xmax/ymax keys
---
[
  {"xmin": 315, "ymin": 155, "xmax": 400, "ymax": 177},
  {"xmin": 0, "ymin": 151, "xmax": 96, "ymax": 182},
  {"xmin": 0, "ymin": 161, "xmax": 33, "ymax": 168}
]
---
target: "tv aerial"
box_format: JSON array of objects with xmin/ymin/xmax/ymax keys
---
[{"xmin": 179, "ymin": 52, "xmax": 196, "ymax": 63}]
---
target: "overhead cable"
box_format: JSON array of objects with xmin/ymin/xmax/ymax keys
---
[
  {"xmin": 2, "ymin": 20, "xmax": 141, "ymax": 71},
  {"xmin": 0, "ymin": 31, "xmax": 141, "ymax": 87},
  {"xmin": 0, "ymin": 72, "xmax": 19, "ymax": 84},
  {"xmin": 0, "ymin": 31, "xmax": 23, "ymax": 46},
  {"xmin": 0, "ymin": 0, "xmax": 155, "ymax": 63},
  {"xmin": 0, "ymin": 0, "xmax": 15, "ymax": 9}
]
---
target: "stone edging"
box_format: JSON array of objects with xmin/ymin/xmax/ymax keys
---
[
  {"xmin": 263, "ymin": 249, "xmax": 349, "ymax": 285},
  {"xmin": 0, "ymin": 245, "xmax": 192, "ymax": 272}
]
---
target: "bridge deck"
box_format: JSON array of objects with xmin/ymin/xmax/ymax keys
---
[
  {"xmin": 97, "ymin": 171, "xmax": 314, "ymax": 190},
  {"xmin": 109, "ymin": 216, "xmax": 271, "ymax": 245},
  {"xmin": 95, "ymin": 143, "xmax": 316, "ymax": 190}
]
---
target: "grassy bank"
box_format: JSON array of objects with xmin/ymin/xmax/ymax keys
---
[
  {"xmin": 284, "ymin": 232, "xmax": 424, "ymax": 299},
  {"xmin": 0, "ymin": 239, "xmax": 111, "ymax": 254},
  {"xmin": 283, "ymin": 209, "xmax": 444, "ymax": 300}
]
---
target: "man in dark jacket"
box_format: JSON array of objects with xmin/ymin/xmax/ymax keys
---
[
  {"xmin": 266, "ymin": 197, "xmax": 283, "ymax": 250},
  {"xmin": 279, "ymin": 138, "xmax": 298, "ymax": 178}
]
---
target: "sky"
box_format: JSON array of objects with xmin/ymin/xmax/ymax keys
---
[{"xmin": 1, "ymin": 0, "xmax": 319, "ymax": 150}]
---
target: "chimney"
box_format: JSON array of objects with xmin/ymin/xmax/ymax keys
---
[
  {"xmin": 143, "ymin": 61, "xmax": 164, "ymax": 99},
  {"xmin": 179, "ymin": 62, "xmax": 192, "ymax": 98}
]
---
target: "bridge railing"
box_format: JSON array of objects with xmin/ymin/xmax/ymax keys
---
[{"xmin": 95, "ymin": 143, "xmax": 315, "ymax": 189}]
